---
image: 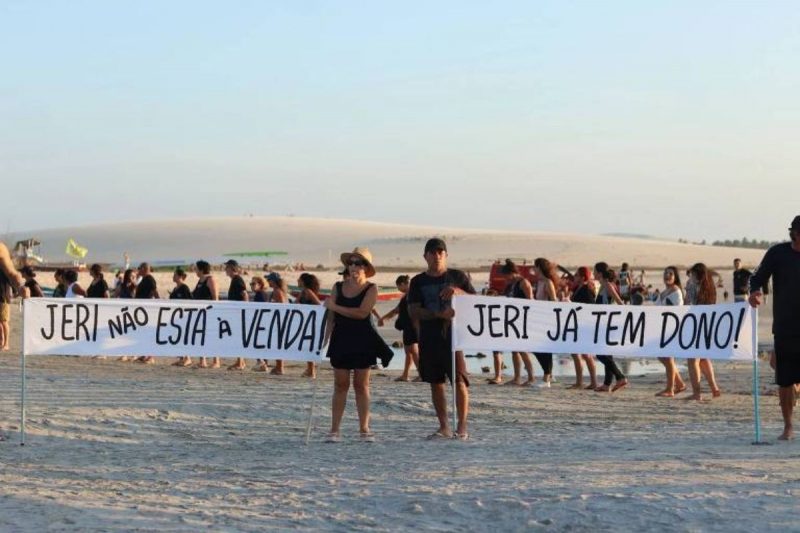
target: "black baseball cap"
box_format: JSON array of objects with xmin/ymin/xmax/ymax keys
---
[
  {"xmin": 790, "ymin": 215, "xmax": 800, "ymax": 231},
  {"xmin": 224, "ymin": 259, "xmax": 239, "ymax": 268},
  {"xmin": 424, "ymin": 238, "xmax": 447, "ymax": 253}
]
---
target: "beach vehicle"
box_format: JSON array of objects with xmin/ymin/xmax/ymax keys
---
[{"xmin": 487, "ymin": 258, "xmax": 538, "ymax": 294}]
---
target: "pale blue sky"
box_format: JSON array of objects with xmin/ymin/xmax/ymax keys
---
[{"xmin": 1, "ymin": 1, "xmax": 798, "ymax": 241}]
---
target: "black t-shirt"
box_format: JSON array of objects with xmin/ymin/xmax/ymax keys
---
[
  {"xmin": 733, "ymin": 268, "xmax": 752, "ymax": 295},
  {"xmin": 227, "ymin": 275, "xmax": 247, "ymax": 301},
  {"xmin": 750, "ymin": 242, "xmax": 800, "ymax": 337},
  {"xmin": 135, "ymin": 274, "xmax": 158, "ymax": 299},
  {"xmin": 407, "ymin": 269, "xmax": 475, "ymax": 345},
  {"xmin": 0, "ymin": 269, "xmax": 10, "ymax": 303},
  {"xmin": 170, "ymin": 284, "xmax": 192, "ymax": 300},
  {"xmin": 86, "ymin": 278, "xmax": 109, "ymax": 298},
  {"xmin": 571, "ymin": 284, "xmax": 595, "ymax": 305}
]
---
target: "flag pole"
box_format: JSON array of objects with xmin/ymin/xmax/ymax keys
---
[
  {"xmin": 304, "ymin": 369, "xmax": 319, "ymax": 446},
  {"xmin": 20, "ymin": 299, "xmax": 27, "ymax": 446},
  {"xmin": 751, "ymin": 306, "xmax": 764, "ymax": 445}
]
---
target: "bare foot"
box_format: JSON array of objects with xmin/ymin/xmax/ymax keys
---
[
  {"xmin": 655, "ymin": 389, "xmax": 674, "ymax": 397},
  {"xmin": 567, "ymin": 383, "xmax": 582, "ymax": 390},
  {"xmin": 118, "ymin": 356, "xmax": 131, "ymax": 362},
  {"xmin": 227, "ymin": 362, "xmax": 246, "ymax": 371},
  {"xmin": 179, "ymin": 357, "xmax": 192, "ymax": 367},
  {"xmin": 412, "ymin": 377, "xmax": 423, "ymax": 382},
  {"xmin": 209, "ymin": 359, "xmax": 221, "ymax": 369},
  {"xmin": 395, "ymin": 376, "xmax": 411, "ymax": 382},
  {"xmin": 269, "ymin": 368, "xmax": 284, "ymax": 375},
  {"xmin": 196, "ymin": 359, "xmax": 209, "ymax": 369},
  {"xmin": 521, "ymin": 379, "xmax": 536, "ymax": 387},
  {"xmin": 585, "ymin": 383, "xmax": 598, "ymax": 390},
  {"xmin": 253, "ymin": 362, "xmax": 268, "ymax": 372},
  {"xmin": 486, "ymin": 377, "xmax": 503, "ymax": 385},
  {"xmin": 504, "ymin": 379, "xmax": 523, "ymax": 386},
  {"xmin": 595, "ymin": 385, "xmax": 610, "ymax": 392},
  {"xmin": 301, "ymin": 370, "xmax": 316, "ymax": 378},
  {"xmin": 778, "ymin": 427, "xmax": 794, "ymax": 441},
  {"xmin": 675, "ymin": 383, "xmax": 687, "ymax": 394},
  {"xmin": 711, "ymin": 388, "xmax": 722, "ymax": 398},
  {"xmin": 685, "ymin": 393, "xmax": 704, "ymax": 401}
]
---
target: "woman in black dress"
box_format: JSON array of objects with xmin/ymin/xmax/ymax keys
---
[
  {"xmin": 297, "ymin": 272, "xmax": 322, "ymax": 378},
  {"xmin": 569, "ymin": 267, "xmax": 598, "ymax": 390},
  {"xmin": 324, "ymin": 247, "xmax": 392, "ymax": 443},
  {"xmin": 170, "ymin": 267, "xmax": 193, "ymax": 367},
  {"xmin": 86, "ymin": 264, "xmax": 110, "ymax": 298},
  {"xmin": 192, "ymin": 260, "xmax": 219, "ymax": 369}
]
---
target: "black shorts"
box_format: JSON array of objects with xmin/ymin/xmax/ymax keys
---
[
  {"xmin": 774, "ymin": 336, "xmax": 800, "ymax": 387},
  {"xmin": 402, "ymin": 328, "xmax": 418, "ymax": 346},
  {"xmin": 418, "ymin": 330, "xmax": 469, "ymax": 386}
]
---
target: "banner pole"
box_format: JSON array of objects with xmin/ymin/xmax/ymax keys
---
[
  {"xmin": 751, "ymin": 306, "xmax": 761, "ymax": 445},
  {"xmin": 20, "ymin": 299, "xmax": 26, "ymax": 446},
  {"xmin": 304, "ymin": 368, "xmax": 319, "ymax": 446}
]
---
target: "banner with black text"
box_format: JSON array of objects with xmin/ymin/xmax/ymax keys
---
[
  {"xmin": 451, "ymin": 295, "xmax": 755, "ymax": 360},
  {"xmin": 23, "ymin": 298, "xmax": 328, "ymax": 361}
]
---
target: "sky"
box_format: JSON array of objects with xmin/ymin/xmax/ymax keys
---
[{"xmin": 1, "ymin": 1, "xmax": 799, "ymax": 242}]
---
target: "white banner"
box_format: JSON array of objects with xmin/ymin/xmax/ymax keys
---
[
  {"xmin": 23, "ymin": 298, "xmax": 328, "ymax": 361},
  {"xmin": 452, "ymin": 296, "xmax": 755, "ymax": 360}
]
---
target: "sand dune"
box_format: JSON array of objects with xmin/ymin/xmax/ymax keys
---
[{"xmin": 6, "ymin": 216, "xmax": 767, "ymax": 268}]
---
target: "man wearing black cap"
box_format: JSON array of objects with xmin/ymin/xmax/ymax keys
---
[
  {"xmin": 749, "ymin": 215, "xmax": 800, "ymax": 440},
  {"xmin": 408, "ymin": 238, "xmax": 476, "ymax": 440},
  {"xmin": 225, "ymin": 260, "xmax": 249, "ymax": 370}
]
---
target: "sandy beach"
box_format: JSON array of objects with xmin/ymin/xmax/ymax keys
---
[{"xmin": 1, "ymin": 299, "xmax": 798, "ymax": 531}]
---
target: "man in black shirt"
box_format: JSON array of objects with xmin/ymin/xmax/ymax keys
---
[
  {"xmin": 408, "ymin": 238, "xmax": 476, "ymax": 440},
  {"xmin": 749, "ymin": 215, "xmax": 800, "ymax": 440},
  {"xmin": 225, "ymin": 260, "xmax": 249, "ymax": 370},
  {"xmin": 732, "ymin": 258, "xmax": 752, "ymax": 303}
]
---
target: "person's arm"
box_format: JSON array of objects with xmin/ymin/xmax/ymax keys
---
[
  {"xmin": 604, "ymin": 281, "xmax": 624, "ymax": 304},
  {"xmin": 31, "ymin": 283, "xmax": 44, "ymax": 298},
  {"xmin": 241, "ymin": 282, "xmax": 250, "ymax": 302},
  {"xmin": 380, "ymin": 304, "xmax": 400, "ymax": 323},
  {"xmin": 520, "ymin": 278, "xmax": 533, "ymax": 299},
  {"xmin": 102, "ymin": 280, "xmax": 109, "ymax": 298},
  {"xmin": 73, "ymin": 284, "xmax": 87, "ymax": 297},
  {"xmin": 303, "ymin": 289, "xmax": 321, "ymax": 305},
  {"xmin": 545, "ymin": 279, "xmax": 557, "ymax": 302},
  {"xmin": 0, "ymin": 244, "xmax": 23, "ymax": 292},
  {"xmin": 325, "ymin": 285, "xmax": 378, "ymax": 320},
  {"xmin": 322, "ymin": 286, "xmax": 336, "ymax": 346},
  {"xmin": 749, "ymin": 248, "xmax": 775, "ymax": 307},
  {"xmin": 208, "ymin": 277, "xmax": 219, "ymax": 300}
]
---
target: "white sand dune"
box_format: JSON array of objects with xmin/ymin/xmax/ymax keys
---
[{"xmin": 6, "ymin": 216, "xmax": 767, "ymax": 268}]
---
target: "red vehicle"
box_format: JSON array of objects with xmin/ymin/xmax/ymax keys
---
[{"xmin": 488, "ymin": 259, "xmax": 576, "ymax": 296}]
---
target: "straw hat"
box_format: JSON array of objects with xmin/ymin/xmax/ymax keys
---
[{"xmin": 340, "ymin": 247, "xmax": 376, "ymax": 278}]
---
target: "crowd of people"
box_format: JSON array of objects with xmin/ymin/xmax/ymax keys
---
[{"xmin": 1, "ymin": 214, "xmax": 798, "ymax": 442}]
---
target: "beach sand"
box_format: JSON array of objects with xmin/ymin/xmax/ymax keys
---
[{"xmin": 1, "ymin": 303, "xmax": 797, "ymax": 531}]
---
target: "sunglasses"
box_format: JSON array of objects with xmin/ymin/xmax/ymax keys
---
[{"xmin": 348, "ymin": 260, "xmax": 367, "ymax": 267}]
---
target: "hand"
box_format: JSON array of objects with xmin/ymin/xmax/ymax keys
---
[
  {"xmin": 324, "ymin": 298, "xmax": 336, "ymax": 311},
  {"xmin": 439, "ymin": 285, "xmax": 456, "ymax": 300},
  {"xmin": 439, "ymin": 308, "xmax": 455, "ymax": 320},
  {"xmin": 748, "ymin": 291, "xmax": 762, "ymax": 308}
]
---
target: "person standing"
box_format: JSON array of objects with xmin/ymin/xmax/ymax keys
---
[
  {"xmin": 569, "ymin": 266, "xmax": 598, "ymax": 390},
  {"xmin": 532, "ymin": 257, "xmax": 560, "ymax": 388},
  {"xmin": 297, "ymin": 272, "xmax": 322, "ymax": 378},
  {"xmin": 0, "ymin": 242, "xmax": 25, "ymax": 353},
  {"xmin": 593, "ymin": 262, "xmax": 628, "ymax": 393},
  {"xmin": 323, "ymin": 248, "xmax": 392, "ymax": 442},
  {"xmin": 685, "ymin": 263, "xmax": 721, "ymax": 401},
  {"xmin": 732, "ymin": 258, "xmax": 752, "ymax": 303},
  {"xmin": 224, "ymin": 260, "xmax": 249, "ymax": 371},
  {"xmin": 20, "ymin": 267, "xmax": 44, "ymax": 298},
  {"xmin": 379, "ymin": 275, "xmax": 421, "ymax": 383},
  {"xmin": 655, "ymin": 266, "xmax": 687, "ymax": 397},
  {"xmin": 407, "ymin": 238, "xmax": 476, "ymax": 440},
  {"xmin": 192, "ymin": 260, "xmax": 219, "ymax": 369},
  {"xmin": 52, "ymin": 269, "xmax": 67, "ymax": 298},
  {"xmin": 266, "ymin": 272, "xmax": 289, "ymax": 375},
  {"xmin": 134, "ymin": 262, "xmax": 158, "ymax": 364},
  {"xmin": 86, "ymin": 264, "xmax": 110, "ymax": 298},
  {"xmin": 497, "ymin": 260, "xmax": 535, "ymax": 386},
  {"xmin": 749, "ymin": 215, "xmax": 800, "ymax": 440},
  {"xmin": 169, "ymin": 267, "xmax": 194, "ymax": 367}
]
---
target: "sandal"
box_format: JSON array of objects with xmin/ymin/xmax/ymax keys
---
[
  {"xmin": 324, "ymin": 432, "xmax": 341, "ymax": 443},
  {"xmin": 360, "ymin": 432, "xmax": 376, "ymax": 443},
  {"xmin": 426, "ymin": 430, "xmax": 452, "ymax": 440},
  {"xmin": 453, "ymin": 433, "xmax": 469, "ymax": 441}
]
